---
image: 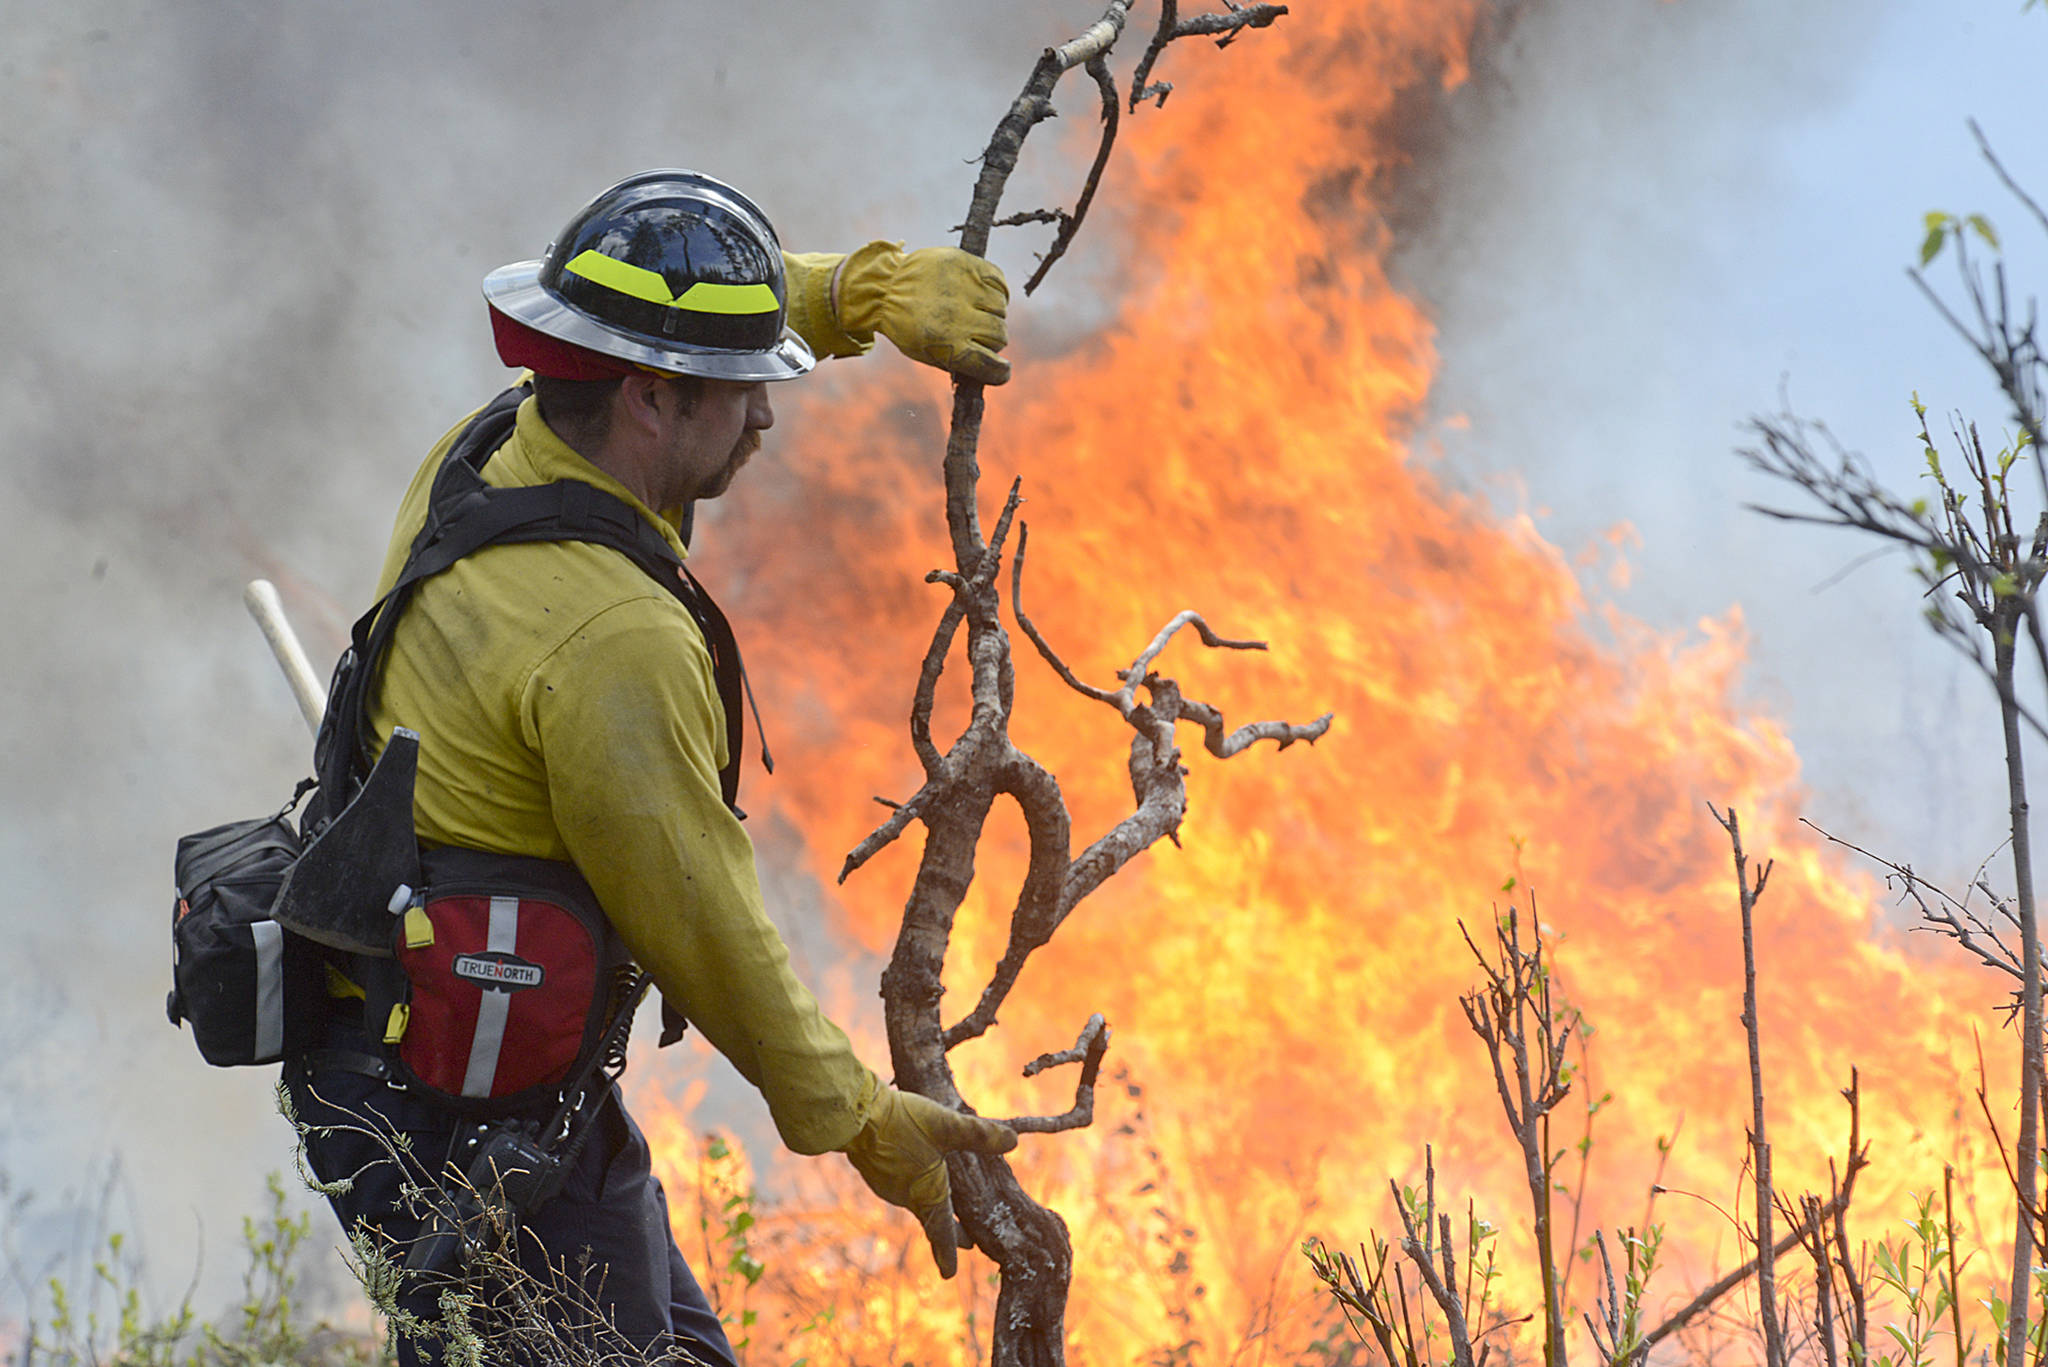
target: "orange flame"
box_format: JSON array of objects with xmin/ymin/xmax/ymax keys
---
[{"xmin": 636, "ymin": 4, "xmax": 2021, "ymax": 1362}]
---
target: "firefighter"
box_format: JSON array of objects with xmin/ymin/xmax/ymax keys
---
[{"xmin": 284, "ymin": 170, "xmax": 1017, "ymax": 1367}]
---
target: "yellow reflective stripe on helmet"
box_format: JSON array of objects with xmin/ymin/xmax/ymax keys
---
[
  {"xmin": 564, "ymin": 250, "xmax": 777, "ymax": 315},
  {"xmin": 672, "ymin": 281, "xmax": 778, "ymax": 314},
  {"xmin": 564, "ymin": 250, "xmax": 671, "ymax": 303}
]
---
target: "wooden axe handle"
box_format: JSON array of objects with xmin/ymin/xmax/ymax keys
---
[{"xmin": 244, "ymin": 579, "xmax": 328, "ymax": 737}]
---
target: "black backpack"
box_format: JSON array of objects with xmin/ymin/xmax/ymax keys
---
[{"xmin": 169, "ymin": 383, "xmax": 750, "ymax": 1069}]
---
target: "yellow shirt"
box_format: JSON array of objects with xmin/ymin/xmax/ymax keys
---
[{"xmin": 365, "ymin": 395, "xmax": 876, "ymax": 1155}]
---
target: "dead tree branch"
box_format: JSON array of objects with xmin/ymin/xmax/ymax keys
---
[
  {"xmin": 993, "ymin": 1015, "xmax": 1112, "ymax": 1135},
  {"xmin": 1019, "ymin": 56, "xmax": 1119, "ymax": 297},
  {"xmin": 1130, "ymin": 0, "xmax": 1291, "ymax": 110},
  {"xmin": 855, "ymin": 8, "xmax": 1295, "ymax": 1365}
]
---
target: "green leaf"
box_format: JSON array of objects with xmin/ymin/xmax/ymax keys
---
[
  {"xmin": 1922, "ymin": 223, "xmax": 1948, "ymax": 267},
  {"xmin": 1969, "ymin": 214, "xmax": 2001, "ymax": 249}
]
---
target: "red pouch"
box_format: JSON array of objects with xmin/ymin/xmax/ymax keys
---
[{"xmin": 383, "ymin": 849, "xmax": 629, "ymax": 1116}]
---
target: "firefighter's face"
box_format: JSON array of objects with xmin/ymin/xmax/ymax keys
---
[{"xmin": 664, "ymin": 378, "xmax": 774, "ymax": 503}]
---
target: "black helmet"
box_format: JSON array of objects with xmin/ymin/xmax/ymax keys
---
[{"xmin": 483, "ymin": 170, "xmax": 814, "ymax": 383}]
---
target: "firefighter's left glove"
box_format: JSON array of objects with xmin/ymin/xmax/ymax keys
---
[
  {"xmin": 786, "ymin": 242, "xmax": 1011, "ymax": 385},
  {"xmin": 844, "ymin": 1086, "xmax": 1018, "ymax": 1279}
]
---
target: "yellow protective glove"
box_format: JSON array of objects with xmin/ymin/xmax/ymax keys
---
[
  {"xmin": 782, "ymin": 250, "xmax": 865, "ymax": 360},
  {"xmin": 828, "ymin": 241, "xmax": 1012, "ymax": 386},
  {"xmin": 843, "ymin": 1087, "xmax": 1019, "ymax": 1278}
]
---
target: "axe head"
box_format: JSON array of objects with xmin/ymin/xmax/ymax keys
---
[{"xmin": 272, "ymin": 728, "xmax": 423, "ymax": 958}]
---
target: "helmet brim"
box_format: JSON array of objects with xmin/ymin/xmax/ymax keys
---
[{"xmin": 483, "ymin": 260, "xmax": 815, "ymax": 383}]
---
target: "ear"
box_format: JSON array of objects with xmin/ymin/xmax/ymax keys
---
[{"xmin": 615, "ymin": 373, "xmax": 669, "ymax": 440}]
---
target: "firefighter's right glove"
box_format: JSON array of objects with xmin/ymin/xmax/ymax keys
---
[{"xmin": 844, "ymin": 1087, "xmax": 1018, "ymax": 1279}]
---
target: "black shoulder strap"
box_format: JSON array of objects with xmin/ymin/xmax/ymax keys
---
[{"xmin": 313, "ymin": 384, "xmax": 752, "ymax": 822}]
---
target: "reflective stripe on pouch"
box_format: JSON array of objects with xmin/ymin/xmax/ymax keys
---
[
  {"xmin": 252, "ymin": 920, "xmax": 284, "ymax": 1061},
  {"xmin": 461, "ymin": 896, "xmax": 521, "ymax": 1097}
]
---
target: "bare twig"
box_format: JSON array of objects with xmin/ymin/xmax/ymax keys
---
[
  {"xmin": 1457, "ymin": 902, "xmax": 1572, "ymax": 1367},
  {"xmin": 1793, "ymin": 1195, "xmax": 1840, "ymax": 1367},
  {"xmin": 1129, "ymin": 0, "xmax": 1291, "ymax": 110},
  {"xmin": 1709, "ymin": 804, "xmax": 1784, "ymax": 1367},
  {"xmin": 994, "ymin": 1015, "xmax": 1111, "ymax": 1134},
  {"xmin": 1974, "ymin": 118, "xmax": 2048, "ymax": 254},
  {"xmin": 1387, "ymin": 1148, "xmax": 1477, "ymax": 1367},
  {"xmin": 1801, "ymin": 817, "xmax": 2027, "ymax": 983},
  {"xmin": 981, "ymin": 209, "xmax": 1069, "ymax": 231},
  {"xmin": 1640, "ymin": 1076, "xmax": 1868, "ymax": 1359},
  {"xmin": 1012, "ymin": 526, "xmax": 1116, "ymax": 704},
  {"xmin": 1020, "ymin": 55, "xmax": 1120, "ymax": 297},
  {"xmin": 1179, "ymin": 695, "xmax": 1335, "ymax": 757}
]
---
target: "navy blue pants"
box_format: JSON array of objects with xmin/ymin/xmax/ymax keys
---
[{"xmin": 284, "ymin": 1047, "xmax": 736, "ymax": 1367}]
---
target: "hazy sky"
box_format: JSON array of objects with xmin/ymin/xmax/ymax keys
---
[{"xmin": 2, "ymin": 0, "xmax": 2042, "ymax": 1326}]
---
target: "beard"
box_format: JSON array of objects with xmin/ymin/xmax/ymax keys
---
[{"xmin": 697, "ymin": 427, "xmax": 762, "ymax": 501}]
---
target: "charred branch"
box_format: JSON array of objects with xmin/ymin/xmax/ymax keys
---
[
  {"xmin": 1016, "ymin": 552, "xmax": 1333, "ymax": 757},
  {"xmin": 994, "ymin": 1015, "xmax": 1112, "ymax": 1135},
  {"xmin": 985, "ymin": 209, "xmax": 1069, "ymax": 231},
  {"xmin": 911, "ymin": 599, "xmax": 966, "ymax": 774},
  {"xmin": 1180, "ymin": 695, "xmax": 1336, "ymax": 757},
  {"xmin": 864, "ymin": 5, "xmax": 1293, "ymax": 1363},
  {"xmin": 1012, "ymin": 527, "xmax": 1116, "ymax": 704},
  {"xmin": 1130, "ymin": 1, "xmax": 1291, "ymax": 111},
  {"xmin": 1020, "ymin": 57, "xmax": 1120, "ymax": 297},
  {"xmin": 945, "ymin": 1, "xmax": 1137, "ymax": 572}
]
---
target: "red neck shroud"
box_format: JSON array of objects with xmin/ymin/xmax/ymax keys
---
[{"xmin": 489, "ymin": 306, "xmax": 641, "ymax": 381}]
